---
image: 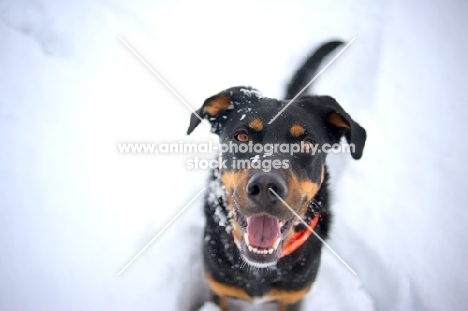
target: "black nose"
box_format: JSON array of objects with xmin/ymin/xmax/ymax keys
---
[{"xmin": 246, "ymin": 173, "xmax": 288, "ymax": 206}]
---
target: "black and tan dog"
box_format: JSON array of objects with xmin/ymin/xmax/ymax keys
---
[{"xmin": 187, "ymin": 41, "xmax": 366, "ymax": 311}]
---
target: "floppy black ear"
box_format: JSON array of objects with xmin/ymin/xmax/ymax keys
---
[
  {"xmin": 187, "ymin": 92, "xmax": 231, "ymax": 135},
  {"xmin": 301, "ymin": 95, "xmax": 366, "ymax": 160},
  {"xmin": 187, "ymin": 86, "xmax": 261, "ymax": 135}
]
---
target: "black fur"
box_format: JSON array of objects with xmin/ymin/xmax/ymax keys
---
[{"xmin": 188, "ymin": 40, "xmax": 366, "ymax": 311}]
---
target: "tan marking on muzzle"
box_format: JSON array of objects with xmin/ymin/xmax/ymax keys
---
[
  {"xmin": 220, "ymin": 170, "xmax": 250, "ymax": 243},
  {"xmin": 281, "ymin": 173, "xmax": 320, "ymax": 248}
]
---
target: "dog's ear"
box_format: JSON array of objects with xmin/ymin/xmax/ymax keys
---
[
  {"xmin": 187, "ymin": 92, "xmax": 231, "ymax": 135},
  {"xmin": 187, "ymin": 86, "xmax": 262, "ymax": 135},
  {"xmin": 301, "ymin": 95, "xmax": 366, "ymax": 159}
]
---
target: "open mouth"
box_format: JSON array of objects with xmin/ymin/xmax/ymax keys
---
[{"xmin": 235, "ymin": 209, "xmax": 294, "ymax": 268}]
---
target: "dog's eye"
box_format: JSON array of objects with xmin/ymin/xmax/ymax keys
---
[
  {"xmin": 301, "ymin": 138, "xmax": 315, "ymax": 152},
  {"xmin": 235, "ymin": 131, "xmax": 249, "ymax": 142}
]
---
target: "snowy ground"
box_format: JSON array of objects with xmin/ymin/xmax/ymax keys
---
[{"xmin": 1, "ymin": 0, "xmax": 468, "ymax": 310}]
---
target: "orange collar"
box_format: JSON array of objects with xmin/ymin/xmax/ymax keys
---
[{"xmin": 279, "ymin": 213, "xmax": 320, "ymax": 258}]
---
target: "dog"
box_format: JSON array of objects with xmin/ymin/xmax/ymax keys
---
[{"xmin": 187, "ymin": 41, "xmax": 366, "ymax": 311}]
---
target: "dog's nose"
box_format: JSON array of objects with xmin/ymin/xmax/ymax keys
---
[{"xmin": 246, "ymin": 173, "xmax": 288, "ymax": 206}]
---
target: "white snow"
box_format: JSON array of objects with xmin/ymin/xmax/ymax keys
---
[
  {"xmin": 240, "ymin": 88, "xmax": 264, "ymax": 99},
  {"xmin": 207, "ymin": 169, "xmax": 232, "ymax": 233},
  {"xmin": 250, "ymin": 155, "xmax": 261, "ymax": 163},
  {"xmin": 1, "ymin": 0, "xmax": 468, "ymax": 310}
]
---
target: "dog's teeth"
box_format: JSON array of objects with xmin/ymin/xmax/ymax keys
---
[
  {"xmin": 279, "ymin": 221, "xmax": 284, "ymax": 227},
  {"xmin": 244, "ymin": 233, "xmax": 250, "ymax": 246},
  {"xmin": 272, "ymin": 238, "xmax": 281, "ymax": 250},
  {"xmin": 247, "ymin": 244, "xmax": 276, "ymax": 255}
]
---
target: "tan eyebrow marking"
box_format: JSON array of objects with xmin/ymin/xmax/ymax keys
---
[
  {"xmin": 248, "ymin": 119, "xmax": 263, "ymax": 131},
  {"xmin": 290, "ymin": 124, "xmax": 305, "ymax": 137}
]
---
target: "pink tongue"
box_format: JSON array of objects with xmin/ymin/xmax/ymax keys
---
[{"xmin": 246, "ymin": 215, "xmax": 281, "ymax": 249}]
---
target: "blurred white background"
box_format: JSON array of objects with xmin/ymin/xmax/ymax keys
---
[{"xmin": 1, "ymin": 0, "xmax": 468, "ymax": 310}]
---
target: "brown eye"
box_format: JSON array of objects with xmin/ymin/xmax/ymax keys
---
[
  {"xmin": 301, "ymin": 138, "xmax": 315, "ymax": 152},
  {"xmin": 235, "ymin": 131, "xmax": 249, "ymax": 142}
]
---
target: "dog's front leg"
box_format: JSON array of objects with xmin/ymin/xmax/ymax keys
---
[{"xmin": 212, "ymin": 293, "xmax": 228, "ymax": 311}]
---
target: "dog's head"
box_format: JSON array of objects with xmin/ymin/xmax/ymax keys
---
[{"xmin": 188, "ymin": 87, "xmax": 366, "ymax": 268}]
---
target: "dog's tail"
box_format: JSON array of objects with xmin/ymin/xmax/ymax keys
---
[{"xmin": 285, "ymin": 40, "xmax": 343, "ymax": 99}]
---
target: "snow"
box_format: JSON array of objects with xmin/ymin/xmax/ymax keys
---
[
  {"xmin": 207, "ymin": 168, "xmax": 232, "ymax": 233},
  {"xmin": 240, "ymin": 88, "xmax": 264, "ymax": 99},
  {"xmin": 1, "ymin": 0, "xmax": 468, "ymax": 310},
  {"xmin": 199, "ymin": 302, "xmax": 220, "ymax": 311},
  {"xmin": 250, "ymin": 155, "xmax": 261, "ymax": 163}
]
